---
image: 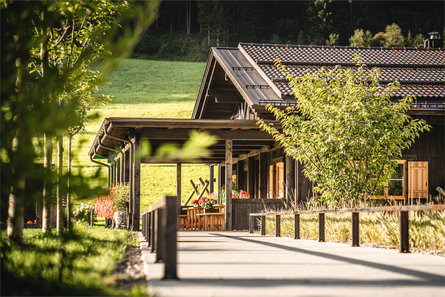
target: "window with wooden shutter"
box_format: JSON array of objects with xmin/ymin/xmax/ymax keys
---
[
  {"xmin": 269, "ymin": 164, "xmax": 274, "ymax": 198},
  {"xmin": 408, "ymin": 161, "xmax": 428, "ymax": 199}
]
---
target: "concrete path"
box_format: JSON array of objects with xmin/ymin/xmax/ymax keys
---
[{"xmin": 141, "ymin": 231, "xmax": 445, "ymax": 297}]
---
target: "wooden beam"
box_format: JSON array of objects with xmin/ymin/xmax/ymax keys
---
[
  {"xmin": 225, "ymin": 139, "xmax": 233, "ymax": 231},
  {"xmin": 138, "ymin": 128, "xmax": 273, "ymax": 141}
]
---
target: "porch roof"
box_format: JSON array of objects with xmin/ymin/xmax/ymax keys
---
[{"xmin": 89, "ymin": 118, "xmax": 277, "ymax": 163}]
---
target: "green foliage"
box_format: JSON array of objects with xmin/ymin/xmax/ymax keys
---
[
  {"xmin": 326, "ymin": 33, "xmax": 339, "ymax": 46},
  {"xmin": 72, "ymin": 202, "xmax": 94, "ymax": 224},
  {"xmin": 1, "ymin": 0, "xmax": 160, "ymax": 241},
  {"xmin": 259, "ymin": 60, "xmax": 430, "ymax": 207},
  {"xmin": 1, "ymin": 227, "xmax": 140, "ymax": 296},
  {"xmin": 383, "ymin": 23, "xmax": 405, "ymax": 47},
  {"xmin": 349, "ymin": 29, "xmax": 373, "ymax": 47}
]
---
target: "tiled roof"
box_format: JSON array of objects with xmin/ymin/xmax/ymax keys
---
[{"xmin": 238, "ymin": 43, "xmax": 445, "ymax": 107}]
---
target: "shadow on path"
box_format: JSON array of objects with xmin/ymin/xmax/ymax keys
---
[{"xmin": 210, "ymin": 233, "xmax": 445, "ymax": 283}]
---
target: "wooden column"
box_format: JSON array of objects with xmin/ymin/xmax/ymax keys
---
[
  {"xmin": 133, "ymin": 140, "xmax": 141, "ymax": 231},
  {"xmin": 209, "ymin": 165, "xmax": 214, "ymax": 194},
  {"xmin": 217, "ymin": 165, "xmax": 222, "ymax": 204},
  {"xmin": 247, "ymin": 157, "xmax": 255, "ymax": 197},
  {"xmin": 122, "ymin": 149, "xmax": 126, "ymax": 183},
  {"xmin": 119, "ymin": 153, "xmax": 123, "ymax": 184},
  {"xmin": 177, "ymin": 163, "xmax": 182, "ymax": 212},
  {"xmin": 225, "ymin": 140, "xmax": 233, "ymax": 231},
  {"xmin": 285, "ymin": 156, "xmax": 294, "ymax": 204},
  {"xmin": 259, "ymin": 152, "xmax": 268, "ymax": 199},
  {"xmin": 128, "ymin": 143, "xmax": 133, "ymax": 228}
]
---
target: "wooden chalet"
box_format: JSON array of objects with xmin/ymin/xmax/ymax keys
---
[{"xmin": 89, "ymin": 42, "xmax": 445, "ymax": 231}]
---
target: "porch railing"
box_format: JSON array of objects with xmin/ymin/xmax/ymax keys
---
[
  {"xmin": 141, "ymin": 196, "xmax": 178, "ymax": 280},
  {"xmin": 249, "ymin": 204, "xmax": 445, "ymax": 253}
]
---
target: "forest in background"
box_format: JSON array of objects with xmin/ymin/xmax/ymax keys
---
[{"xmin": 133, "ymin": 0, "xmax": 445, "ymax": 61}]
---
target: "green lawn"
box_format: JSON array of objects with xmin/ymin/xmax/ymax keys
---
[
  {"xmin": 71, "ymin": 58, "xmax": 215, "ymax": 210},
  {"xmin": 1, "ymin": 225, "xmax": 143, "ymax": 296}
]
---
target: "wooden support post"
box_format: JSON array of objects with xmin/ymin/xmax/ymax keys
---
[
  {"xmin": 400, "ymin": 211, "xmax": 410, "ymax": 253},
  {"xmin": 217, "ymin": 165, "xmax": 222, "ymax": 204},
  {"xmin": 294, "ymin": 213, "xmax": 300, "ymax": 239},
  {"xmin": 156, "ymin": 209, "xmax": 163, "ymax": 262},
  {"xmin": 285, "ymin": 156, "xmax": 294, "ymax": 203},
  {"xmin": 128, "ymin": 143, "xmax": 133, "ymax": 229},
  {"xmin": 261, "ymin": 215, "xmax": 266, "ymax": 235},
  {"xmin": 319, "ymin": 213, "xmax": 325, "ymax": 242},
  {"xmin": 352, "ymin": 212, "xmax": 360, "ymax": 247},
  {"xmin": 162, "ymin": 196, "xmax": 178, "ymax": 279},
  {"xmin": 247, "ymin": 157, "xmax": 255, "ymax": 197},
  {"xmin": 259, "ymin": 152, "xmax": 268, "ymax": 198},
  {"xmin": 177, "ymin": 163, "xmax": 182, "ymax": 213},
  {"xmin": 133, "ymin": 141, "xmax": 141, "ymax": 231},
  {"xmin": 249, "ymin": 216, "xmax": 253, "ymax": 233},
  {"xmin": 122, "ymin": 150, "xmax": 126, "ymax": 183},
  {"xmin": 225, "ymin": 139, "xmax": 233, "ymax": 231},
  {"xmin": 275, "ymin": 214, "xmax": 281, "ymax": 237},
  {"xmin": 209, "ymin": 165, "xmax": 214, "ymax": 193},
  {"xmin": 119, "ymin": 153, "xmax": 123, "ymax": 184}
]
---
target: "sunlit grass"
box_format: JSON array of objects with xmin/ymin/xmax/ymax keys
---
[
  {"xmin": 264, "ymin": 211, "xmax": 445, "ymax": 255},
  {"xmin": 1, "ymin": 225, "xmax": 145, "ymax": 296},
  {"xmin": 65, "ymin": 58, "xmax": 207, "ymax": 207}
]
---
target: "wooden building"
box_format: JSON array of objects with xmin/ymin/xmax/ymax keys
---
[{"xmin": 89, "ymin": 43, "xmax": 445, "ymax": 230}]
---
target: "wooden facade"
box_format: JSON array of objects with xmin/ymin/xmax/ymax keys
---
[{"xmin": 89, "ymin": 43, "xmax": 444, "ymax": 231}]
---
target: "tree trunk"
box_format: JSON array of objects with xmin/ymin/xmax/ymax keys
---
[
  {"xmin": 56, "ymin": 135, "xmax": 64, "ymax": 234},
  {"xmin": 42, "ymin": 133, "xmax": 53, "ymax": 234},
  {"xmin": 7, "ymin": 136, "xmax": 25, "ymax": 244},
  {"xmin": 66, "ymin": 136, "xmax": 72, "ymax": 231}
]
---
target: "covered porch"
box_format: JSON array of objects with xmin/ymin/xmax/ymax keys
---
[{"xmin": 89, "ymin": 118, "xmax": 295, "ymax": 231}]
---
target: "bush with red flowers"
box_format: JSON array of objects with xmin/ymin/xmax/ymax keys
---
[{"xmin": 94, "ymin": 195, "xmax": 115, "ymax": 220}]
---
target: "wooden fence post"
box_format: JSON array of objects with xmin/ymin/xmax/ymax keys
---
[
  {"xmin": 319, "ymin": 213, "xmax": 325, "ymax": 242},
  {"xmin": 261, "ymin": 215, "xmax": 266, "ymax": 235},
  {"xmin": 400, "ymin": 210, "xmax": 410, "ymax": 253},
  {"xmin": 294, "ymin": 213, "xmax": 300, "ymax": 239},
  {"xmin": 151, "ymin": 210, "xmax": 157, "ymax": 253},
  {"xmin": 162, "ymin": 196, "xmax": 178, "ymax": 279},
  {"xmin": 352, "ymin": 212, "xmax": 359, "ymax": 247},
  {"xmin": 156, "ymin": 209, "xmax": 163, "ymax": 263},
  {"xmin": 275, "ymin": 214, "xmax": 281, "ymax": 237}
]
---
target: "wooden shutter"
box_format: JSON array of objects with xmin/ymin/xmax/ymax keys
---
[
  {"xmin": 276, "ymin": 162, "xmax": 285, "ymax": 198},
  {"xmin": 269, "ymin": 165, "xmax": 274, "ymax": 198},
  {"xmin": 408, "ymin": 162, "xmax": 428, "ymax": 199}
]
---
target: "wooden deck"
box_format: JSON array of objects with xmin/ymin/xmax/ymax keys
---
[{"xmin": 141, "ymin": 231, "xmax": 445, "ymax": 297}]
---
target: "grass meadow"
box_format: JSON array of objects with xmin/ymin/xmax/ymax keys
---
[
  {"xmin": 1, "ymin": 224, "xmax": 145, "ymax": 296},
  {"xmin": 263, "ymin": 211, "xmax": 445, "ymax": 255},
  {"xmin": 69, "ymin": 58, "xmax": 215, "ymax": 210}
]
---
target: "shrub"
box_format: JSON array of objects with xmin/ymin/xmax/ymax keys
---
[{"xmin": 72, "ymin": 203, "xmax": 94, "ymax": 223}]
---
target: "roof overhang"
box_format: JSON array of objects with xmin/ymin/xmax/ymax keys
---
[{"xmin": 89, "ymin": 118, "xmax": 278, "ymax": 164}]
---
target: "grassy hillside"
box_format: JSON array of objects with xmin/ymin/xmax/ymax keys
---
[{"xmin": 72, "ymin": 59, "xmax": 216, "ymax": 211}]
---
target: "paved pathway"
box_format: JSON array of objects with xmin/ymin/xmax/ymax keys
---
[{"xmin": 141, "ymin": 231, "xmax": 445, "ymax": 297}]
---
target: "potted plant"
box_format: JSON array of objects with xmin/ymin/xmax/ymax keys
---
[
  {"xmin": 200, "ymin": 197, "xmax": 218, "ymax": 213},
  {"xmin": 192, "ymin": 199, "xmax": 200, "ymax": 207}
]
